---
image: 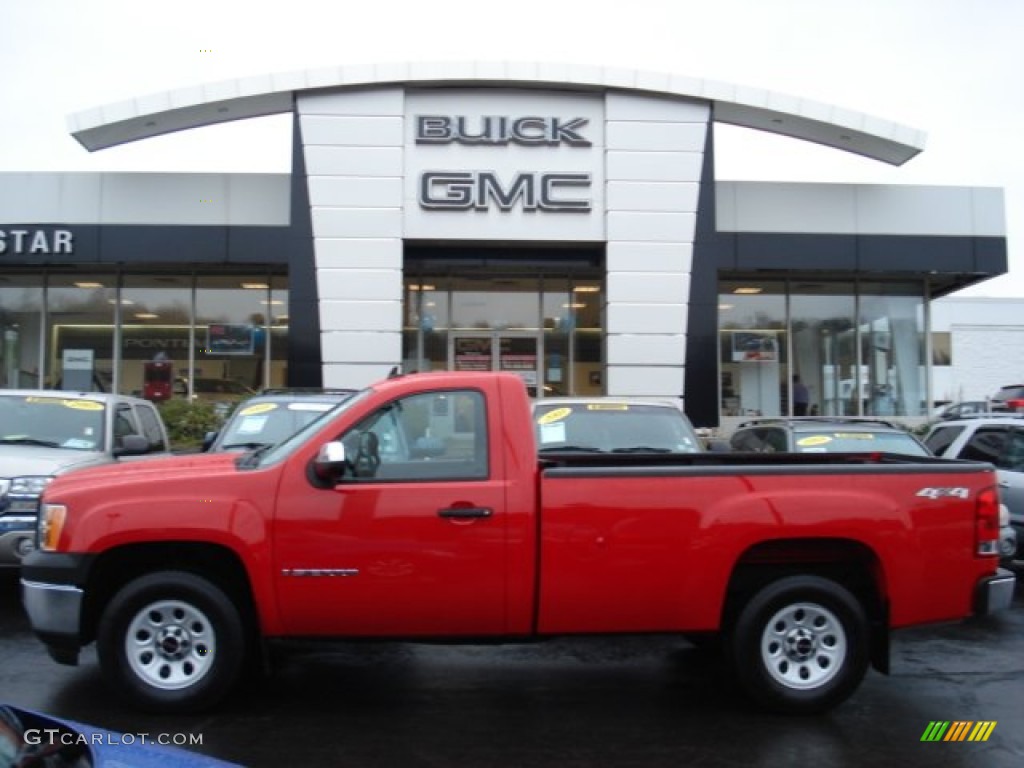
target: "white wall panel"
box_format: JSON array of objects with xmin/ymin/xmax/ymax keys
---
[
  {"xmin": 317, "ymin": 269, "xmax": 402, "ymax": 302},
  {"xmin": 606, "ymin": 151, "xmax": 703, "ymax": 182},
  {"xmin": 607, "ymin": 242, "xmax": 693, "ymax": 273},
  {"xmin": 606, "ymin": 303, "xmax": 689, "ymax": 335},
  {"xmin": 603, "ymin": 92, "xmax": 706, "ymax": 399},
  {"xmin": 607, "ymin": 272, "xmax": 690, "ymax": 304},
  {"xmin": 606, "ymin": 92, "xmax": 709, "ymax": 122},
  {"xmin": 319, "ymin": 300, "xmax": 402, "ymax": 333},
  {"xmin": 299, "ymin": 87, "xmax": 403, "ymax": 115},
  {"xmin": 606, "ymin": 181, "xmax": 698, "ymax": 212},
  {"xmin": 303, "ymin": 146, "xmax": 403, "ymax": 177},
  {"xmin": 298, "ymin": 89, "xmax": 406, "ymax": 383},
  {"xmin": 311, "ymin": 208, "xmax": 402, "ymax": 239},
  {"xmin": 607, "ymin": 211, "xmax": 697, "ymax": 242},
  {"xmin": 308, "ymin": 177, "xmax": 403, "ymax": 208},
  {"xmin": 607, "ymin": 335, "xmax": 687, "ymax": 366},
  {"xmin": 300, "ymin": 115, "xmax": 403, "ymax": 146},
  {"xmin": 323, "ymin": 363, "xmax": 399, "ymax": 389},
  {"xmin": 606, "ymin": 365, "xmax": 685, "ymax": 396},
  {"xmin": 314, "ymin": 238, "xmax": 402, "ymax": 270},
  {"xmin": 320, "ymin": 331, "xmax": 402, "ymax": 362},
  {"xmin": 606, "ymin": 122, "xmax": 706, "ymax": 151}
]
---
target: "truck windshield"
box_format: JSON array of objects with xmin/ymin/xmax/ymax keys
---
[
  {"xmin": 0, "ymin": 394, "xmax": 106, "ymax": 451},
  {"xmin": 242, "ymin": 388, "xmax": 372, "ymax": 467}
]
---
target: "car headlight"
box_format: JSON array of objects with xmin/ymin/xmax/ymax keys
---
[
  {"xmin": 10, "ymin": 476, "xmax": 53, "ymax": 496},
  {"xmin": 38, "ymin": 503, "xmax": 67, "ymax": 551},
  {"xmin": 1000, "ymin": 503, "xmax": 1010, "ymax": 528}
]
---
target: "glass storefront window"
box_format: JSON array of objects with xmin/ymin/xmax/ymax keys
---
[
  {"xmin": 791, "ymin": 288, "xmax": 856, "ymax": 417},
  {"xmin": 47, "ymin": 274, "xmax": 117, "ymax": 392},
  {"xmin": 268, "ymin": 275, "xmax": 290, "ymax": 388},
  {"xmin": 0, "ymin": 275, "xmax": 43, "ymax": 388},
  {"xmin": 718, "ymin": 281, "xmax": 787, "ymax": 417},
  {"xmin": 119, "ymin": 274, "xmax": 193, "ymax": 399},
  {"xmin": 859, "ymin": 282, "xmax": 926, "ymax": 417},
  {"xmin": 194, "ymin": 275, "xmax": 271, "ymax": 398}
]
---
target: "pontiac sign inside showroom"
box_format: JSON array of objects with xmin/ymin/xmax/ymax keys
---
[{"xmin": 415, "ymin": 115, "xmax": 592, "ymax": 213}]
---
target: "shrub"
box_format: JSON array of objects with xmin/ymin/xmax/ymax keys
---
[{"xmin": 157, "ymin": 399, "xmax": 222, "ymax": 449}]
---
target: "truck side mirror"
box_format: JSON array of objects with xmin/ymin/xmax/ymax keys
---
[{"xmin": 312, "ymin": 441, "xmax": 349, "ymax": 485}]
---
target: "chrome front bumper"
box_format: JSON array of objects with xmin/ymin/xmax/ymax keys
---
[{"xmin": 21, "ymin": 578, "xmax": 83, "ymax": 637}]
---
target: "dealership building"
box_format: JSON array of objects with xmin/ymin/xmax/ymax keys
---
[{"xmin": 0, "ymin": 62, "xmax": 1008, "ymax": 426}]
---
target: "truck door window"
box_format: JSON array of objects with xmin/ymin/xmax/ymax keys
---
[
  {"xmin": 342, "ymin": 390, "xmax": 488, "ymax": 481},
  {"xmin": 924, "ymin": 425, "xmax": 964, "ymax": 456}
]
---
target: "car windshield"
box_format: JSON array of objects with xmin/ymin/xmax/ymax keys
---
[
  {"xmin": 534, "ymin": 402, "xmax": 702, "ymax": 453},
  {"xmin": 217, "ymin": 399, "xmax": 346, "ymax": 451},
  {"xmin": 244, "ymin": 388, "xmax": 373, "ymax": 467},
  {"xmin": 792, "ymin": 429, "xmax": 930, "ymax": 456},
  {"xmin": 0, "ymin": 394, "xmax": 106, "ymax": 451}
]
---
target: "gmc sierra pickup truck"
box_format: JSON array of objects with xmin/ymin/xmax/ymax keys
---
[{"xmin": 20, "ymin": 372, "xmax": 1015, "ymax": 715}]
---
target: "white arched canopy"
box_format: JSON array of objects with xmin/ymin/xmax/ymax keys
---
[{"xmin": 67, "ymin": 61, "xmax": 925, "ymax": 165}]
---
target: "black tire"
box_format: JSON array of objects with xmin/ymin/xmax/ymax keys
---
[
  {"xmin": 97, "ymin": 570, "xmax": 246, "ymax": 713},
  {"xmin": 730, "ymin": 575, "xmax": 869, "ymax": 714}
]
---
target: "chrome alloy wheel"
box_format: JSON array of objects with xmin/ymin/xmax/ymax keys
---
[
  {"xmin": 760, "ymin": 601, "xmax": 846, "ymax": 690},
  {"xmin": 125, "ymin": 599, "xmax": 216, "ymax": 690}
]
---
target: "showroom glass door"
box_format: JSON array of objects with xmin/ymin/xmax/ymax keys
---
[{"xmin": 450, "ymin": 332, "xmax": 542, "ymax": 396}]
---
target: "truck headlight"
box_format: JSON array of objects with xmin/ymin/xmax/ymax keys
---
[
  {"xmin": 11, "ymin": 476, "xmax": 53, "ymax": 495},
  {"xmin": 38, "ymin": 504, "xmax": 67, "ymax": 552}
]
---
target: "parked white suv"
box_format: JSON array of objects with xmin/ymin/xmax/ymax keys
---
[{"xmin": 923, "ymin": 414, "xmax": 1023, "ymax": 565}]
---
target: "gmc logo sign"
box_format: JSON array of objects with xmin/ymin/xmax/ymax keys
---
[{"xmin": 420, "ymin": 171, "xmax": 591, "ymax": 212}]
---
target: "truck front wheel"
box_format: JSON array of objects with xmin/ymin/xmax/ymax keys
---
[
  {"xmin": 731, "ymin": 575, "xmax": 869, "ymax": 714},
  {"xmin": 97, "ymin": 571, "xmax": 245, "ymax": 713}
]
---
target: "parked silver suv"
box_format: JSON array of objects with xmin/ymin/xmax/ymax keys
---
[
  {"xmin": 0, "ymin": 390, "xmax": 171, "ymax": 566},
  {"xmin": 923, "ymin": 414, "xmax": 1023, "ymax": 565}
]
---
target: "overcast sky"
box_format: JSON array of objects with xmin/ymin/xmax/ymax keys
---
[{"xmin": 2, "ymin": 0, "xmax": 1022, "ymax": 297}]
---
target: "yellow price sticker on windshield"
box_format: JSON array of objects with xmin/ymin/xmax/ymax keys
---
[
  {"xmin": 239, "ymin": 403, "xmax": 278, "ymax": 416},
  {"xmin": 537, "ymin": 407, "xmax": 572, "ymax": 425},
  {"xmin": 796, "ymin": 435, "xmax": 832, "ymax": 447},
  {"xmin": 63, "ymin": 400, "xmax": 104, "ymax": 411}
]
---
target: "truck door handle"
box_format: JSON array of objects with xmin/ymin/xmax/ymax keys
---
[{"xmin": 437, "ymin": 507, "xmax": 493, "ymax": 519}]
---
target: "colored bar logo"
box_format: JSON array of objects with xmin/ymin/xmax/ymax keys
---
[{"xmin": 921, "ymin": 721, "xmax": 997, "ymax": 742}]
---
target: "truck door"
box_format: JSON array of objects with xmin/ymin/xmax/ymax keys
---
[{"xmin": 273, "ymin": 388, "xmax": 508, "ymax": 636}]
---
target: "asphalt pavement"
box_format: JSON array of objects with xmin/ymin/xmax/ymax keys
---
[{"xmin": 2, "ymin": 570, "xmax": 1022, "ymax": 767}]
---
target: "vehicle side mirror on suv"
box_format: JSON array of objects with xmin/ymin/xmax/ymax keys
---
[{"xmin": 115, "ymin": 434, "xmax": 150, "ymax": 457}]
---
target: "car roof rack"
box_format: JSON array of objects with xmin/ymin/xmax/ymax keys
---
[
  {"xmin": 736, "ymin": 416, "xmax": 900, "ymax": 430},
  {"xmin": 943, "ymin": 411, "xmax": 1024, "ymax": 421}
]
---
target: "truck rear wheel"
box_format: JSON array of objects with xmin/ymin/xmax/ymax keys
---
[
  {"xmin": 731, "ymin": 575, "xmax": 869, "ymax": 714},
  {"xmin": 97, "ymin": 571, "xmax": 245, "ymax": 713}
]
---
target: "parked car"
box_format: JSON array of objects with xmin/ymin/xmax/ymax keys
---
[
  {"xmin": 990, "ymin": 385, "xmax": 1024, "ymax": 413},
  {"xmin": 934, "ymin": 401, "xmax": 992, "ymax": 420},
  {"xmin": 203, "ymin": 388, "xmax": 356, "ymax": 452},
  {"xmin": 924, "ymin": 414, "xmax": 1024, "ymax": 565},
  {"xmin": 728, "ymin": 417, "xmax": 931, "ymax": 456},
  {"xmin": 532, "ymin": 397, "xmax": 704, "ymax": 454},
  {"xmin": 0, "ymin": 703, "xmax": 239, "ymax": 766},
  {"xmin": 0, "ymin": 390, "xmax": 171, "ymax": 567}
]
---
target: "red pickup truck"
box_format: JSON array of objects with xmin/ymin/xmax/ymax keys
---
[{"xmin": 21, "ymin": 372, "xmax": 1015, "ymax": 715}]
